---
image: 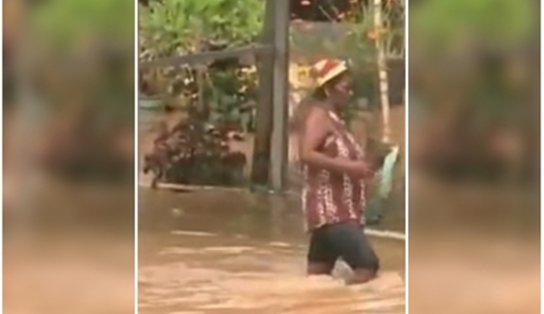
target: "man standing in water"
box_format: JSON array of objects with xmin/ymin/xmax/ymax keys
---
[{"xmin": 296, "ymin": 59, "xmax": 379, "ymax": 284}]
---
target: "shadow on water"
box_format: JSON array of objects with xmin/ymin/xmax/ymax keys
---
[{"xmin": 139, "ymin": 187, "xmax": 405, "ymax": 314}]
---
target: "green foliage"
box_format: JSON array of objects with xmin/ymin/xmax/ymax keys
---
[
  {"xmin": 31, "ymin": 0, "xmax": 134, "ymax": 48},
  {"xmin": 28, "ymin": 0, "xmax": 134, "ymax": 124},
  {"xmin": 344, "ymin": 0, "xmax": 404, "ymax": 60},
  {"xmin": 411, "ymin": 0, "xmax": 533, "ymax": 50},
  {"xmin": 139, "ymin": 0, "xmax": 263, "ymax": 58},
  {"xmin": 206, "ymin": 67, "xmax": 258, "ymax": 132},
  {"xmin": 139, "ymin": 0, "xmax": 264, "ymax": 131}
]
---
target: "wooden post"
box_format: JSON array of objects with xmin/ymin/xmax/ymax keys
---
[
  {"xmin": 251, "ymin": 0, "xmax": 275, "ymax": 185},
  {"xmin": 196, "ymin": 65, "xmax": 206, "ymax": 117},
  {"xmin": 270, "ymin": 0, "xmax": 290, "ymax": 191}
]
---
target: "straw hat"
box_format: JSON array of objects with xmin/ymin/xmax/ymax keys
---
[{"xmin": 311, "ymin": 59, "xmax": 348, "ymax": 88}]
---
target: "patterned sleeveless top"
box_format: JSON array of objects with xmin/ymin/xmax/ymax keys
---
[{"xmin": 301, "ymin": 110, "xmax": 367, "ymax": 231}]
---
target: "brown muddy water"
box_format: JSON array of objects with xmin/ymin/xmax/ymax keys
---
[
  {"xmin": 139, "ymin": 187, "xmax": 405, "ymax": 314},
  {"xmin": 3, "ymin": 179, "xmax": 135, "ymax": 314}
]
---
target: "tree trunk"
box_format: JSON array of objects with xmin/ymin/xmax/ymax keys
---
[{"xmin": 374, "ymin": 0, "xmax": 391, "ymax": 143}]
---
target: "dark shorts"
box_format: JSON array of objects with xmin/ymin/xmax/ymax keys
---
[{"xmin": 308, "ymin": 220, "xmax": 379, "ymax": 271}]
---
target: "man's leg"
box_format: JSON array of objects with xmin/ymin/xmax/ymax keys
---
[
  {"xmin": 307, "ymin": 226, "xmax": 337, "ymax": 275},
  {"xmin": 307, "ymin": 261, "xmax": 335, "ymax": 275},
  {"xmin": 347, "ymin": 268, "xmax": 377, "ymax": 285},
  {"xmin": 330, "ymin": 221, "xmax": 380, "ymax": 285}
]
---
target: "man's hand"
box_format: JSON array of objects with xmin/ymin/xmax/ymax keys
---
[{"xmin": 342, "ymin": 159, "xmax": 373, "ymax": 179}]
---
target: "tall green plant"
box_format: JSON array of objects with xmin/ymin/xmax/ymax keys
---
[{"xmin": 139, "ymin": 0, "xmax": 264, "ymax": 59}]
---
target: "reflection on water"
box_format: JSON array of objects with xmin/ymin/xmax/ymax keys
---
[{"xmin": 139, "ymin": 188, "xmax": 405, "ymax": 314}]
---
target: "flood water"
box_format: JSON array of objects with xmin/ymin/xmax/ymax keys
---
[
  {"xmin": 138, "ymin": 102, "xmax": 406, "ymax": 313},
  {"xmin": 139, "ymin": 187, "xmax": 406, "ymax": 314}
]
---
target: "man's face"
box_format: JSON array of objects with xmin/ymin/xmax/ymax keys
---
[{"xmin": 330, "ymin": 74, "xmax": 353, "ymax": 106}]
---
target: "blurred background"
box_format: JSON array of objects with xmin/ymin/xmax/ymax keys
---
[
  {"xmin": 3, "ymin": 0, "xmax": 134, "ymax": 313},
  {"xmin": 409, "ymin": 0, "xmax": 540, "ymax": 313},
  {"xmin": 4, "ymin": 0, "xmax": 541, "ymax": 313}
]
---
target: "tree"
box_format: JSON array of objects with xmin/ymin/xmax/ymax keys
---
[
  {"xmin": 373, "ymin": 0, "xmax": 391, "ymax": 142},
  {"xmin": 349, "ymin": 0, "xmax": 404, "ymax": 142}
]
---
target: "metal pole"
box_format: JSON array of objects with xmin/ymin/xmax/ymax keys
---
[{"xmin": 270, "ymin": 0, "xmax": 290, "ymax": 191}]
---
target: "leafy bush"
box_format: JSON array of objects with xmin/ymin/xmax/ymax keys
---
[
  {"xmin": 139, "ymin": 0, "xmax": 263, "ymax": 132},
  {"xmin": 139, "ymin": 0, "xmax": 263, "ymax": 59}
]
